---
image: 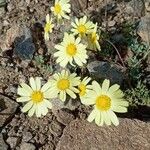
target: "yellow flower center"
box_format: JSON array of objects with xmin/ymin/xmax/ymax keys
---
[
  {"xmin": 44, "ymin": 23, "xmax": 52, "ymax": 33},
  {"xmin": 66, "ymin": 43, "xmax": 77, "ymax": 56},
  {"xmin": 77, "ymin": 25, "xmax": 87, "ymax": 35},
  {"xmin": 54, "ymin": 3, "xmax": 61, "ymax": 14},
  {"xmin": 78, "ymin": 83, "xmax": 86, "ymax": 96},
  {"xmin": 31, "ymin": 91, "xmax": 44, "ymax": 103},
  {"xmin": 96, "ymin": 95, "xmax": 111, "ymax": 111},
  {"xmin": 57, "ymin": 79, "xmax": 70, "ymax": 90}
]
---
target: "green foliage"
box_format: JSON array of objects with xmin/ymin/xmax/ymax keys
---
[
  {"xmin": 125, "ymin": 81, "xmax": 150, "ymax": 107},
  {"xmin": 127, "ymin": 38, "xmax": 149, "ymax": 81},
  {"xmin": 34, "ymin": 55, "xmax": 53, "ymax": 73},
  {"xmin": 122, "ymin": 22, "xmax": 150, "ymax": 107}
]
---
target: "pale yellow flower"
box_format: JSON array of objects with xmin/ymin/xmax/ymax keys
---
[
  {"xmin": 71, "ymin": 16, "xmax": 94, "ymax": 37},
  {"xmin": 54, "ymin": 33, "xmax": 88, "ymax": 67},
  {"xmin": 82, "ymin": 79, "xmax": 129, "ymax": 126},
  {"xmin": 44, "ymin": 14, "xmax": 54, "ymax": 41},
  {"xmin": 78, "ymin": 77, "xmax": 91, "ymax": 99},
  {"xmin": 87, "ymin": 23, "xmax": 101, "ymax": 51},
  {"xmin": 17, "ymin": 77, "xmax": 56, "ymax": 117},
  {"xmin": 51, "ymin": 0, "xmax": 71, "ymax": 20},
  {"xmin": 48, "ymin": 70, "xmax": 80, "ymax": 102}
]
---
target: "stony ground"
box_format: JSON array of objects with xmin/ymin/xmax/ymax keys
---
[{"xmin": 0, "ymin": 0, "xmax": 150, "ymax": 150}]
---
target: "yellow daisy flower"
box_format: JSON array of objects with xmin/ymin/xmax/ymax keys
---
[
  {"xmin": 17, "ymin": 77, "xmax": 56, "ymax": 117},
  {"xmin": 82, "ymin": 79, "xmax": 129, "ymax": 126},
  {"xmin": 54, "ymin": 33, "xmax": 88, "ymax": 67},
  {"xmin": 71, "ymin": 16, "xmax": 94, "ymax": 37},
  {"xmin": 78, "ymin": 77, "xmax": 91, "ymax": 99},
  {"xmin": 51, "ymin": 0, "xmax": 71, "ymax": 20},
  {"xmin": 87, "ymin": 23, "xmax": 101, "ymax": 51},
  {"xmin": 48, "ymin": 70, "xmax": 80, "ymax": 102},
  {"xmin": 44, "ymin": 14, "xmax": 54, "ymax": 41}
]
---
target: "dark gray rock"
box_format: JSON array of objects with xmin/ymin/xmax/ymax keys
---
[
  {"xmin": 56, "ymin": 119, "xmax": 150, "ymax": 150},
  {"xmin": 87, "ymin": 61, "xmax": 125, "ymax": 85},
  {"xmin": 0, "ymin": 95, "xmax": 18, "ymax": 127},
  {"xmin": 14, "ymin": 26, "xmax": 35, "ymax": 60},
  {"xmin": 0, "ymin": 133, "xmax": 8, "ymax": 150}
]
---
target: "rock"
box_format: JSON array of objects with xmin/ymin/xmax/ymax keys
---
[
  {"xmin": 64, "ymin": 99, "xmax": 80, "ymax": 111},
  {"xmin": 145, "ymin": 0, "xmax": 150, "ymax": 12},
  {"xmin": 6, "ymin": 136, "xmax": 20, "ymax": 149},
  {"xmin": 14, "ymin": 26, "xmax": 35, "ymax": 60},
  {"xmin": 0, "ymin": 133, "xmax": 8, "ymax": 150},
  {"xmin": 126, "ymin": 0, "xmax": 145, "ymax": 17},
  {"xmin": 22, "ymin": 132, "xmax": 33, "ymax": 142},
  {"xmin": 52, "ymin": 98, "xmax": 80, "ymax": 111},
  {"xmin": 71, "ymin": 0, "xmax": 88, "ymax": 14},
  {"xmin": 20, "ymin": 142, "xmax": 36, "ymax": 150},
  {"xmin": 49, "ymin": 121, "xmax": 63, "ymax": 137},
  {"xmin": 3, "ymin": 20, "xmax": 9, "ymax": 27},
  {"xmin": 111, "ymin": 33, "xmax": 126, "ymax": 45},
  {"xmin": 0, "ymin": 25, "xmax": 20, "ymax": 53},
  {"xmin": 108, "ymin": 20, "xmax": 116, "ymax": 27},
  {"xmin": 4, "ymin": 84, "xmax": 17, "ymax": 94},
  {"xmin": 0, "ymin": 7, "xmax": 5, "ymax": 17},
  {"xmin": 101, "ymin": 2, "xmax": 117, "ymax": 14},
  {"xmin": 56, "ymin": 119, "xmax": 150, "ymax": 150},
  {"xmin": 0, "ymin": 95, "xmax": 18, "ymax": 127},
  {"xmin": 87, "ymin": 61, "xmax": 125, "ymax": 85},
  {"xmin": 35, "ymin": 133, "xmax": 47, "ymax": 145},
  {"xmin": 51, "ymin": 99, "xmax": 64, "ymax": 110},
  {"xmin": 7, "ymin": 2, "xmax": 15, "ymax": 12},
  {"xmin": 40, "ymin": 142, "xmax": 55, "ymax": 150},
  {"xmin": 137, "ymin": 14, "xmax": 150, "ymax": 43},
  {"xmin": 53, "ymin": 108, "xmax": 75, "ymax": 126}
]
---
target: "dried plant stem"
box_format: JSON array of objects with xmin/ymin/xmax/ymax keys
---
[{"xmin": 105, "ymin": 39, "xmax": 126, "ymax": 68}]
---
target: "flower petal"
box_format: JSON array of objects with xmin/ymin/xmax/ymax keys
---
[
  {"xmin": 109, "ymin": 111, "xmax": 119, "ymax": 126},
  {"xmin": 44, "ymin": 99, "xmax": 52, "ymax": 109},
  {"xmin": 29, "ymin": 77, "xmax": 36, "ymax": 91},
  {"xmin": 92, "ymin": 81, "xmax": 101, "ymax": 95},
  {"xmin": 66, "ymin": 89, "xmax": 76, "ymax": 99},
  {"xmin": 35, "ymin": 77, "xmax": 41, "ymax": 91},
  {"xmin": 87, "ymin": 109, "xmax": 97, "ymax": 122},
  {"xmin": 20, "ymin": 83, "xmax": 33, "ymax": 94},
  {"xmin": 22, "ymin": 101, "xmax": 33, "ymax": 113},
  {"xmin": 41, "ymin": 82, "xmax": 52, "ymax": 92},
  {"xmin": 16, "ymin": 97, "xmax": 31, "ymax": 102},
  {"xmin": 102, "ymin": 79, "xmax": 110, "ymax": 94},
  {"xmin": 95, "ymin": 111, "xmax": 101, "ymax": 126},
  {"xmin": 35, "ymin": 104, "xmax": 42, "ymax": 117},
  {"xmin": 28, "ymin": 104, "xmax": 36, "ymax": 117},
  {"xmin": 102, "ymin": 111, "xmax": 111, "ymax": 125},
  {"xmin": 17, "ymin": 87, "xmax": 31, "ymax": 96},
  {"xmin": 112, "ymin": 105, "xmax": 128, "ymax": 113}
]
